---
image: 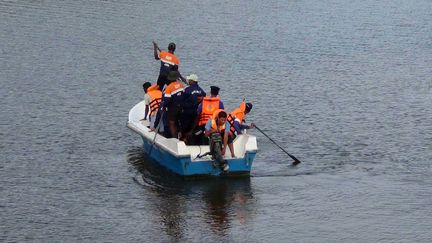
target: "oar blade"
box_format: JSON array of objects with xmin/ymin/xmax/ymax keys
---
[
  {"xmin": 291, "ymin": 159, "xmax": 301, "ymax": 166},
  {"xmin": 255, "ymin": 125, "xmax": 302, "ymax": 166},
  {"xmin": 288, "ymin": 154, "xmax": 301, "ymax": 165}
]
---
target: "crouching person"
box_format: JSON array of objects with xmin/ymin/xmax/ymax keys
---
[
  {"xmin": 228, "ymin": 101, "xmax": 254, "ymax": 137},
  {"xmin": 204, "ymin": 110, "xmax": 235, "ymax": 158}
]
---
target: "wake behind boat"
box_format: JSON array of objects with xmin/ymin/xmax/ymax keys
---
[{"xmin": 127, "ymin": 100, "xmax": 258, "ymax": 177}]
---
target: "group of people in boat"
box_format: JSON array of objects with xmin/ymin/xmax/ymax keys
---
[{"xmin": 142, "ymin": 41, "xmax": 255, "ymax": 157}]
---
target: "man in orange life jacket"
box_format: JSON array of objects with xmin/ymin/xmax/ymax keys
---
[
  {"xmin": 227, "ymin": 101, "xmax": 255, "ymax": 137},
  {"xmin": 195, "ymin": 86, "xmax": 224, "ymax": 144},
  {"xmin": 153, "ymin": 41, "xmax": 180, "ymax": 90},
  {"xmin": 152, "ymin": 70, "xmax": 185, "ymax": 138},
  {"xmin": 143, "ymin": 82, "xmax": 162, "ymax": 129},
  {"xmin": 204, "ymin": 110, "xmax": 235, "ymax": 158}
]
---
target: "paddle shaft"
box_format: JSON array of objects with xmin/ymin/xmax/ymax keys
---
[
  {"xmin": 148, "ymin": 110, "xmax": 165, "ymax": 156},
  {"xmin": 255, "ymin": 125, "xmax": 301, "ymax": 165}
]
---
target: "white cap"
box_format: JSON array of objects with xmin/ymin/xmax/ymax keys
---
[{"xmin": 186, "ymin": 73, "xmax": 198, "ymax": 82}]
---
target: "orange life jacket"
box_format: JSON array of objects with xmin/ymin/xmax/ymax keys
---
[
  {"xmin": 211, "ymin": 119, "xmax": 226, "ymax": 131},
  {"xmin": 147, "ymin": 85, "xmax": 162, "ymax": 116},
  {"xmin": 159, "ymin": 51, "xmax": 180, "ymax": 66},
  {"xmin": 164, "ymin": 81, "xmax": 184, "ymax": 97},
  {"xmin": 227, "ymin": 101, "xmax": 246, "ymax": 134},
  {"xmin": 198, "ymin": 97, "xmax": 221, "ymax": 126},
  {"xmin": 212, "ymin": 109, "xmax": 225, "ymax": 119},
  {"xmin": 210, "ymin": 109, "xmax": 226, "ymax": 131}
]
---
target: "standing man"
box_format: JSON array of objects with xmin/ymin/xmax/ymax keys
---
[
  {"xmin": 197, "ymin": 86, "xmax": 224, "ymax": 126},
  {"xmin": 152, "ymin": 70, "xmax": 185, "ymax": 138},
  {"xmin": 179, "ymin": 73, "xmax": 206, "ymax": 143},
  {"xmin": 153, "ymin": 41, "xmax": 180, "ymax": 90}
]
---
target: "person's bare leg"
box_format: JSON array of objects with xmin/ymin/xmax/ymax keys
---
[
  {"xmin": 228, "ymin": 143, "xmax": 235, "ymax": 157},
  {"xmin": 169, "ymin": 120, "xmax": 178, "ymax": 138}
]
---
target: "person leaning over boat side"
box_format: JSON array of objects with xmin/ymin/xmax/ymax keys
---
[
  {"xmin": 204, "ymin": 110, "xmax": 235, "ymax": 158},
  {"xmin": 179, "ymin": 73, "xmax": 206, "ymax": 144},
  {"xmin": 227, "ymin": 100, "xmax": 255, "ymax": 137},
  {"xmin": 195, "ymin": 86, "xmax": 224, "ymax": 145},
  {"xmin": 142, "ymin": 81, "xmax": 152, "ymax": 120},
  {"xmin": 145, "ymin": 83, "xmax": 163, "ymax": 129},
  {"xmin": 151, "ymin": 70, "xmax": 185, "ymax": 138},
  {"xmin": 153, "ymin": 41, "xmax": 180, "ymax": 90}
]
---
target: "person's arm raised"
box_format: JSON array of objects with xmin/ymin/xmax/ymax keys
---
[{"xmin": 152, "ymin": 41, "xmax": 161, "ymax": 60}]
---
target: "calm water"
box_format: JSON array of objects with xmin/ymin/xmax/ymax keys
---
[{"xmin": 1, "ymin": 0, "xmax": 432, "ymax": 242}]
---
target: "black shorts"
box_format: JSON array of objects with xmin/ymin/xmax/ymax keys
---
[
  {"xmin": 221, "ymin": 131, "xmax": 234, "ymax": 144},
  {"xmin": 167, "ymin": 105, "xmax": 182, "ymax": 122},
  {"xmin": 157, "ymin": 74, "xmax": 167, "ymax": 90},
  {"xmin": 179, "ymin": 111, "xmax": 197, "ymax": 133}
]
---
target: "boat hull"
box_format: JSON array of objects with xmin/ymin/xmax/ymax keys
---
[{"xmin": 141, "ymin": 135, "xmax": 256, "ymax": 177}]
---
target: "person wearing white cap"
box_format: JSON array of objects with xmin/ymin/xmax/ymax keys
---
[{"xmin": 179, "ymin": 73, "xmax": 206, "ymax": 144}]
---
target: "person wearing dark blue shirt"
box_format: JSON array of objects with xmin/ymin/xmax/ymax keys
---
[{"xmin": 179, "ymin": 74, "xmax": 206, "ymax": 144}]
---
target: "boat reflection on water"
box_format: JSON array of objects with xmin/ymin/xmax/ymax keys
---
[
  {"xmin": 201, "ymin": 176, "xmax": 253, "ymax": 236},
  {"xmin": 127, "ymin": 146, "xmax": 255, "ymax": 239}
]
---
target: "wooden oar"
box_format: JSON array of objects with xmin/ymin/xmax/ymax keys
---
[{"xmin": 255, "ymin": 125, "xmax": 301, "ymax": 165}]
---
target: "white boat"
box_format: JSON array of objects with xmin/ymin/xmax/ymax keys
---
[{"xmin": 127, "ymin": 101, "xmax": 258, "ymax": 177}]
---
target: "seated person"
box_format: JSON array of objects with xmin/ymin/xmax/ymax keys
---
[{"xmin": 204, "ymin": 110, "xmax": 235, "ymax": 158}]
